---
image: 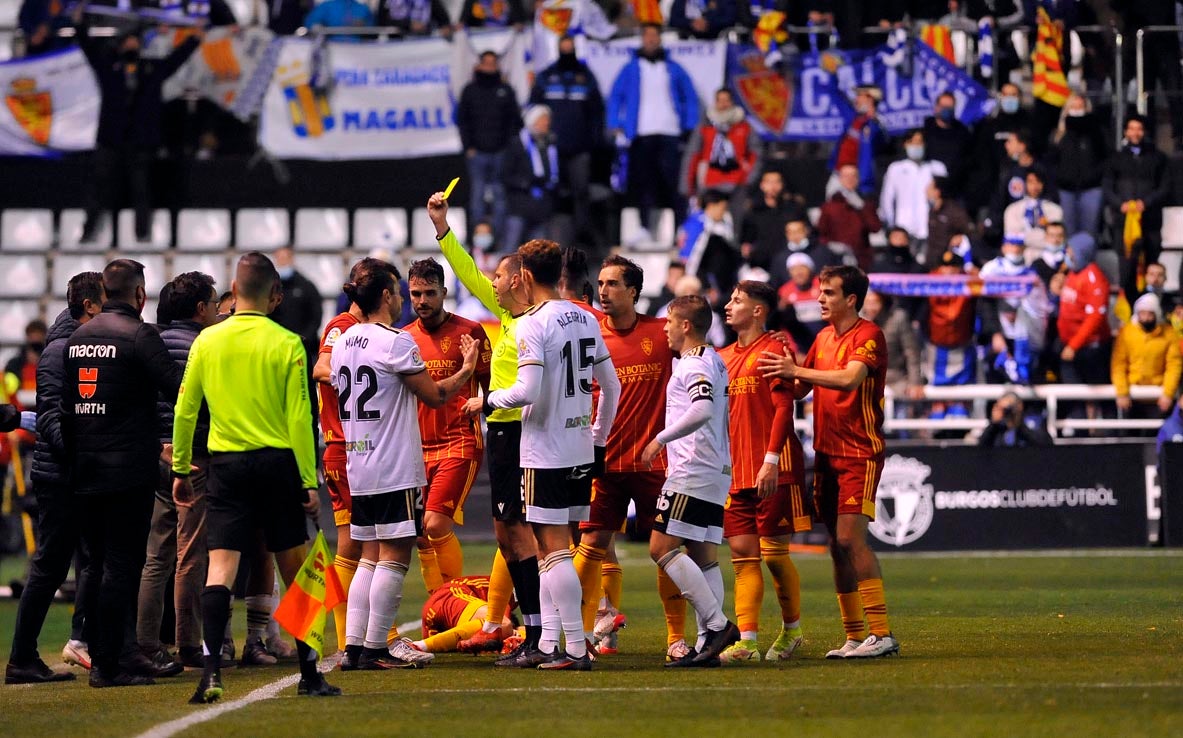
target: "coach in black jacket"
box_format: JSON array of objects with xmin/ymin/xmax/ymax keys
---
[
  {"xmin": 6, "ymin": 272, "xmax": 104, "ymax": 685},
  {"xmin": 1103, "ymin": 114, "xmax": 1171, "ymax": 301},
  {"xmin": 62, "ymin": 260, "xmax": 184, "ymax": 688}
]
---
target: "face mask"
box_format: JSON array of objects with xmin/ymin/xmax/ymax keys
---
[
  {"xmin": 276, "ymin": 265, "xmax": 295, "ymax": 280},
  {"xmin": 473, "ymin": 233, "xmax": 495, "ymax": 251},
  {"xmin": 1000, "ymin": 97, "xmax": 1020, "ymax": 115},
  {"xmin": 1067, "ymin": 109, "xmax": 1085, "ymax": 118},
  {"xmin": 905, "ymin": 144, "xmax": 925, "ymax": 161},
  {"xmin": 926, "ymin": 197, "xmax": 938, "ymax": 208},
  {"xmin": 1141, "ymin": 319, "xmax": 1158, "ymax": 332},
  {"xmin": 1005, "ymin": 252, "xmax": 1025, "ymax": 266},
  {"xmin": 788, "ymin": 239, "xmax": 808, "ymax": 251},
  {"xmin": 1064, "ymin": 254, "xmax": 1076, "ymax": 270},
  {"xmin": 856, "ymin": 102, "xmax": 871, "ymax": 115},
  {"xmin": 937, "ymin": 107, "xmax": 955, "ymax": 122}
]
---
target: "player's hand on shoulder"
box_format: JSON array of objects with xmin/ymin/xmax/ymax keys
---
[{"xmin": 757, "ymin": 345, "xmax": 797, "ymax": 380}]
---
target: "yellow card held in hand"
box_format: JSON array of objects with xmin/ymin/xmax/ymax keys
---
[{"xmin": 442, "ymin": 177, "xmax": 460, "ymax": 200}]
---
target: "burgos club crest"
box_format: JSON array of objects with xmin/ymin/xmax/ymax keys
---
[
  {"xmin": 278, "ymin": 59, "xmax": 333, "ymax": 139},
  {"xmin": 6, "ymin": 77, "xmax": 52, "ymax": 146},
  {"xmin": 733, "ymin": 51, "xmax": 791, "ymax": 134},
  {"xmin": 868, "ymin": 455, "xmax": 935, "ymax": 547}
]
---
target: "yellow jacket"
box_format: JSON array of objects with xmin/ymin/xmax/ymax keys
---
[{"xmin": 1110, "ymin": 322, "xmax": 1183, "ymax": 398}]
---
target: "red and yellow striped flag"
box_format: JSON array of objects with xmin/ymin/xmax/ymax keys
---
[
  {"xmin": 274, "ymin": 530, "xmax": 346, "ymax": 657},
  {"xmin": 920, "ymin": 24, "xmax": 956, "ymax": 63},
  {"xmin": 1032, "ymin": 8, "xmax": 1069, "ymax": 107}
]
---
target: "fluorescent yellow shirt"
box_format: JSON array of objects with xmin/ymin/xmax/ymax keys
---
[
  {"xmin": 438, "ymin": 229, "xmax": 522, "ymax": 423},
  {"xmin": 172, "ymin": 311, "xmax": 317, "ymax": 488}
]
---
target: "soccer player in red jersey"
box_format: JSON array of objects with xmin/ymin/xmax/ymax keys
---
[
  {"xmin": 717, "ymin": 281, "xmax": 810, "ymax": 664},
  {"xmin": 404, "ymin": 258, "xmax": 492, "ymax": 591},
  {"xmin": 758, "ymin": 265, "xmax": 899, "ymax": 659},
  {"xmin": 313, "ymin": 270, "xmax": 363, "ymax": 655},
  {"xmin": 411, "ymin": 576, "xmax": 518, "ymax": 653},
  {"xmin": 571, "ymin": 256, "xmax": 687, "ymax": 657}
]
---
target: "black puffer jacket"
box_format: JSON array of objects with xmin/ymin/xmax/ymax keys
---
[
  {"xmin": 62, "ymin": 302, "xmax": 184, "ymax": 495},
  {"xmin": 1103, "ymin": 143, "xmax": 1171, "ymax": 227},
  {"xmin": 1048, "ymin": 116, "xmax": 1109, "ymax": 192},
  {"xmin": 156, "ymin": 319, "xmax": 209, "ymax": 455},
  {"xmin": 455, "ymin": 70, "xmax": 523, "ymax": 153},
  {"xmin": 30, "ymin": 309, "xmax": 80, "ymax": 491}
]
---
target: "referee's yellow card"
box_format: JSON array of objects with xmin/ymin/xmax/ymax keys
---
[{"xmin": 442, "ymin": 177, "xmax": 460, "ymax": 200}]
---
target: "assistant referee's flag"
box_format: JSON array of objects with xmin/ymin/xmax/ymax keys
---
[{"xmin": 274, "ymin": 530, "xmax": 346, "ymax": 657}]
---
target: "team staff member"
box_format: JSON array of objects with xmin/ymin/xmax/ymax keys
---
[
  {"xmin": 428, "ymin": 193, "xmax": 543, "ymax": 661},
  {"xmin": 758, "ymin": 264, "xmax": 898, "ymax": 659},
  {"xmin": 718, "ymin": 281, "xmax": 809, "ymax": 664},
  {"xmin": 405, "ymin": 258, "xmax": 492, "ymax": 591},
  {"xmin": 6, "ymin": 273, "xmax": 103, "ymax": 685},
  {"xmin": 313, "ymin": 275, "xmax": 364, "ymax": 654},
  {"xmin": 174, "ymin": 252, "xmax": 340, "ymax": 704},
  {"xmin": 62, "ymin": 260, "xmax": 185, "ymax": 688}
]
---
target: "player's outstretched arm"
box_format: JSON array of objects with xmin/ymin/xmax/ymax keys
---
[{"xmin": 428, "ymin": 192, "xmax": 501, "ymax": 316}]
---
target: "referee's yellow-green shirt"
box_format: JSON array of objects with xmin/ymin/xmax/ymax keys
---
[{"xmin": 171, "ymin": 311, "xmax": 317, "ymax": 489}]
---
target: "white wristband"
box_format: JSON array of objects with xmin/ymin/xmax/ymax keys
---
[{"xmin": 763, "ymin": 453, "xmax": 780, "ymax": 465}]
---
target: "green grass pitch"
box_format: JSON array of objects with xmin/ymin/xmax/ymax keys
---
[{"xmin": 2, "ymin": 543, "xmax": 1182, "ymax": 738}]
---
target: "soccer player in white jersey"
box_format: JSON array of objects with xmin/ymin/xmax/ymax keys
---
[
  {"xmin": 641, "ymin": 295, "xmax": 741, "ymax": 667},
  {"xmin": 331, "ymin": 258, "xmax": 480, "ymax": 670},
  {"xmin": 470, "ymin": 239, "xmax": 621, "ymax": 670}
]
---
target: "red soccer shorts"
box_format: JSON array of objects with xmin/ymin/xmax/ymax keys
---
[
  {"xmin": 424, "ymin": 455, "xmax": 481, "ymax": 524},
  {"xmin": 581, "ymin": 470, "xmax": 664, "ymax": 536},
  {"xmin": 723, "ymin": 484, "xmax": 812, "ymax": 538},
  {"xmin": 323, "ymin": 443, "xmax": 351, "ymax": 527},
  {"xmin": 813, "ymin": 452, "xmax": 883, "ymax": 522}
]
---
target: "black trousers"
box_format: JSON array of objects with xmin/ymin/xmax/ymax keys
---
[
  {"xmin": 9, "ymin": 485, "xmax": 96, "ymax": 664},
  {"xmin": 82, "ymin": 145, "xmax": 153, "ymax": 240},
  {"xmin": 78, "ymin": 488, "xmax": 155, "ymax": 675},
  {"xmin": 627, "ymin": 134, "xmax": 686, "ymax": 232}
]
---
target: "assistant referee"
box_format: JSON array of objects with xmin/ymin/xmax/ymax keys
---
[{"xmin": 171, "ymin": 252, "xmax": 340, "ymax": 704}]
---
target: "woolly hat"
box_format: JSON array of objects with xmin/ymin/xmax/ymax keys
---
[{"xmin": 1133, "ymin": 292, "xmax": 1163, "ymax": 321}]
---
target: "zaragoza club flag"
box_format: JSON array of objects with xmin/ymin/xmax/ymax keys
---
[
  {"xmin": 0, "ymin": 48, "xmax": 99, "ymax": 156},
  {"xmin": 274, "ymin": 530, "xmax": 346, "ymax": 657}
]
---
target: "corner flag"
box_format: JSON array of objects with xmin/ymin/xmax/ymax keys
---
[{"xmin": 274, "ymin": 530, "xmax": 346, "ymax": 657}]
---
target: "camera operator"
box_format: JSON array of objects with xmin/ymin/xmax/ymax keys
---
[{"xmin": 979, "ymin": 392, "xmax": 1054, "ymax": 448}]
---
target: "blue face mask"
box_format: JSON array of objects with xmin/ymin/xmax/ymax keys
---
[
  {"xmin": 937, "ymin": 106, "xmax": 955, "ymax": 122},
  {"xmin": 276, "ymin": 265, "xmax": 295, "ymax": 280},
  {"xmin": 1000, "ymin": 97, "xmax": 1020, "ymax": 115}
]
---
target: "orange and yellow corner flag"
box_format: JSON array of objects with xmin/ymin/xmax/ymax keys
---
[
  {"xmin": 274, "ymin": 530, "xmax": 346, "ymax": 657},
  {"xmin": 1032, "ymin": 8, "xmax": 1070, "ymax": 107}
]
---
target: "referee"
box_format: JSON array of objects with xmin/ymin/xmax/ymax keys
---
[{"xmin": 172, "ymin": 252, "xmax": 340, "ymax": 703}]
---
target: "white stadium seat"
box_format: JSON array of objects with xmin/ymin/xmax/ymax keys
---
[
  {"xmin": 52, "ymin": 254, "xmax": 107, "ymax": 298},
  {"xmin": 1161, "ymin": 207, "xmax": 1183, "ymax": 248},
  {"xmin": 172, "ymin": 253, "xmax": 230, "ymax": 291},
  {"xmin": 294, "ymin": 252, "xmax": 348, "ymax": 299},
  {"xmin": 1159, "ymin": 250, "xmax": 1182, "ymax": 293},
  {"xmin": 117, "ymin": 209, "xmax": 172, "ymax": 250},
  {"xmin": 1, "ymin": 209, "xmax": 54, "ymax": 251},
  {"xmin": 0, "ymin": 300, "xmax": 43, "ymax": 344},
  {"xmin": 0, "ymin": 32, "xmax": 14, "ymax": 64},
  {"xmin": 235, "ymin": 208, "xmax": 290, "ymax": 251},
  {"xmin": 0, "ymin": 255, "xmax": 48, "ymax": 298},
  {"xmin": 176, "ymin": 209, "xmax": 232, "ymax": 251},
  {"xmin": 411, "ymin": 207, "xmax": 465, "ymax": 249},
  {"xmin": 620, "ymin": 207, "xmax": 675, "ymax": 250},
  {"xmin": 295, "ymin": 208, "xmax": 350, "ymax": 250},
  {"xmin": 136, "ymin": 254, "xmax": 168, "ymax": 296},
  {"xmin": 621, "ymin": 252, "xmax": 673, "ymax": 298},
  {"xmin": 321, "ymin": 300, "xmax": 340, "ymax": 333},
  {"xmin": 353, "ymin": 208, "xmax": 408, "ymax": 251},
  {"xmin": 59, "ymin": 208, "xmax": 111, "ymax": 251}
]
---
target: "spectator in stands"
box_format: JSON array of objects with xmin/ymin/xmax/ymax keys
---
[
  {"xmin": 979, "ymin": 392, "xmax": 1054, "ymax": 447},
  {"xmin": 460, "ymin": 0, "xmax": 528, "ymax": 27},
  {"xmin": 670, "ymin": 0, "xmax": 739, "ymax": 37},
  {"xmin": 879, "ymin": 129, "xmax": 948, "ymax": 251},
  {"xmin": 677, "ymin": 189, "xmax": 739, "ymax": 301},
  {"xmin": 739, "ymin": 169, "xmax": 805, "ymax": 272},
  {"xmin": 870, "ymin": 227, "xmax": 920, "ymax": 274},
  {"xmin": 817, "ymin": 163, "xmax": 883, "ymax": 271},
  {"xmin": 922, "ymin": 91, "xmax": 973, "ymax": 195},
  {"xmin": 968, "ymin": 83, "xmax": 1032, "ymax": 213},
  {"xmin": 683, "ymin": 88, "xmax": 759, "ymax": 218},
  {"xmin": 1003, "ymin": 170, "xmax": 1062, "ymax": 250},
  {"xmin": 456, "ymin": 51, "xmax": 522, "ymax": 250},
  {"xmin": 986, "ymin": 130, "xmax": 1041, "ymax": 244},
  {"xmin": 4, "ymin": 319, "xmax": 47, "ymax": 397},
  {"xmin": 920, "ymin": 251, "xmax": 978, "ymax": 389},
  {"xmin": 375, "ymin": 0, "xmax": 452, "ymax": 36},
  {"xmin": 268, "ymin": 0, "xmax": 315, "ymax": 35},
  {"xmin": 777, "ymin": 253, "xmax": 823, "ymax": 351},
  {"xmin": 1057, "ymin": 233, "xmax": 1112, "ymax": 384},
  {"xmin": 861, "ymin": 289, "xmax": 925, "ymax": 402},
  {"xmin": 607, "ymin": 24, "xmax": 700, "ymax": 229},
  {"xmin": 79, "ymin": 24, "xmax": 203, "ymax": 245},
  {"xmin": 768, "ymin": 217, "xmax": 840, "ymax": 289},
  {"xmin": 1032, "ymin": 221, "xmax": 1067, "ymax": 287},
  {"xmin": 925, "ymin": 177, "xmax": 974, "ymax": 268},
  {"xmin": 655, "ymin": 273, "xmax": 727, "ymax": 346},
  {"xmin": 19, "ymin": 0, "xmax": 75, "ymax": 56},
  {"xmin": 529, "ymin": 35, "xmax": 605, "ymax": 251},
  {"xmin": 503, "ymin": 105, "xmax": 560, "ymax": 249},
  {"xmin": 1104, "ymin": 114, "xmax": 1169, "ymax": 302},
  {"xmin": 646, "ymin": 261, "xmax": 686, "ymax": 317},
  {"xmin": 303, "ymin": 0, "xmax": 375, "ymax": 39},
  {"xmin": 1046, "ymin": 92, "xmax": 1108, "ymax": 237},
  {"xmin": 826, "ymin": 85, "xmax": 887, "ymax": 198},
  {"xmin": 469, "ymin": 220, "xmax": 499, "ymax": 271},
  {"xmin": 1122, "ymin": 4, "xmax": 1183, "ymax": 150},
  {"xmin": 269, "ymin": 247, "xmax": 323, "ymax": 363},
  {"xmin": 1112, "ymin": 293, "xmax": 1181, "ymax": 419},
  {"xmin": 980, "ymin": 237, "xmax": 1051, "ymax": 384},
  {"xmin": 1157, "ymin": 401, "xmax": 1183, "ymax": 456},
  {"xmin": 1140, "ymin": 262, "xmax": 1178, "ymax": 316}
]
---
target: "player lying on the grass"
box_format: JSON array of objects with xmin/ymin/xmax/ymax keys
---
[
  {"xmin": 411, "ymin": 576, "xmax": 520, "ymax": 653},
  {"xmin": 641, "ymin": 295, "xmax": 740, "ymax": 667},
  {"xmin": 331, "ymin": 258, "xmax": 480, "ymax": 671}
]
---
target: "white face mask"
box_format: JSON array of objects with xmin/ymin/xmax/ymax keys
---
[
  {"xmin": 788, "ymin": 239, "xmax": 808, "ymax": 251},
  {"xmin": 905, "ymin": 144, "xmax": 925, "ymax": 161},
  {"xmin": 1005, "ymin": 251, "xmax": 1025, "ymax": 266},
  {"xmin": 1066, "ymin": 109, "xmax": 1085, "ymax": 118}
]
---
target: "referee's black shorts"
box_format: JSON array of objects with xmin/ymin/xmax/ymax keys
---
[
  {"xmin": 206, "ymin": 447, "xmax": 309, "ymax": 553},
  {"xmin": 486, "ymin": 420, "xmax": 525, "ymax": 523}
]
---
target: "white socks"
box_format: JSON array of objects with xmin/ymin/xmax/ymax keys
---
[
  {"xmin": 657, "ymin": 550, "xmax": 727, "ymax": 634},
  {"xmin": 345, "ymin": 559, "xmax": 376, "ymax": 647},
  {"xmin": 538, "ymin": 550, "xmax": 587, "ymax": 658},
  {"xmin": 365, "ymin": 560, "xmax": 408, "ymax": 650}
]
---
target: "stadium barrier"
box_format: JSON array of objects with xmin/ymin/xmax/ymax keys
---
[
  {"xmin": 865, "ymin": 443, "xmax": 1158, "ymax": 551},
  {"xmin": 1161, "ymin": 444, "xmax": 1183, "ymax": 547}
]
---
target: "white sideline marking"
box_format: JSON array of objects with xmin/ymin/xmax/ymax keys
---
[
  {"xmin": 878, "ymin": 549, "xmax": 1183, "ymax": 560},
  {"xmin": 133, "ymin": 619, "xmax": 423, "ymax": 738}
]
